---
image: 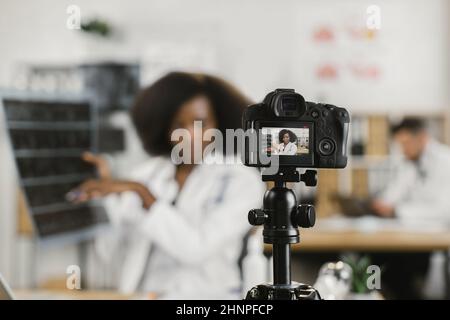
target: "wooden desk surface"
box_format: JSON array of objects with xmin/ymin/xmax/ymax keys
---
[
  {"xmin": 14, "ymin": 289, "xmax": 141, "ymax": 300},
  {"xmin": 265, "ymin": 218, "xmax": 450, "ymax": 252},
  {"xmin": 291, "ymin": 229, "xmax": 450, "ymax": 252}
]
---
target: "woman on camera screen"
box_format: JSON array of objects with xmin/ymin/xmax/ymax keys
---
[
  {"xmin": 70, "ymin": 72, "xmax": 265, "ymax": 299},
  {"xmin": 276, "ymin": 129, "xmax": 298, "ymax": 155}
]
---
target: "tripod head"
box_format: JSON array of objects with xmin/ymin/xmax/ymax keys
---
[
  {"xmin": 261, "ymin": 167, "xmax": 318, "ymax": 186},
  {"xmin": 245, "ymin": 167, "xmax": 321, "ymax": 300},
  {"xmin": 249, "ymin": 167, "xmax": 317, "ymax": 242}
]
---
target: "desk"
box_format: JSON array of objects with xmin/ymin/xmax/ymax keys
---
[
  {"xmin": 263, "ymin": 216, "xmax": 450, "ymax": 251},
  {"xmin": 14, "ymin": 289, "xmax": 141, "ymax": 300},
  {"xmin": 293, "ymin": 229, "xmax": 450, "ymax": 252},
  {"xmin": 265, "ymin": 216, "xmax": 450, "ymax": 299}
]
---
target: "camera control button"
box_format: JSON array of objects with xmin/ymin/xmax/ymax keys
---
[
  {"xmin": 317, "ymin": 120, "xmax": 324, "ymax": 129},
  {"xmin": 322, "ymin": 110, "xmax": 329, "ymax": 117},
  {"xmin": 339, "ymin": 111, "xmax": 347, "ymax": 118},
  {"xmin": 319, "ymin": 139, "xmax": 335, "ymax": 156},
  {"xmin": 311, "ymin": 110, "xmax": 320, "ymax": 118}
]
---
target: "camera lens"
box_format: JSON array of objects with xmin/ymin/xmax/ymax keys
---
[{"xmin": 319, "ymin": 138, "xmax": 335, "ymax": 156}]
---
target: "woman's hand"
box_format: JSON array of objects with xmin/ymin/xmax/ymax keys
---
[
  {"xmin": 67, "ymin": 152, "xmax": 156, "ymax": 209},
  {"xmin": 70, "ymin": 179, "xmax": 156, "ymax": 209},
  {"xmin": 263, "ymin": 147, "xmax": 276, "ymax": 153},
  {"xmin": 371, "ymin": 199, "xmax": 395, "ymax": 218},
  {"xmin": 82, "ymin": 151, "xmax": 112, "ymax": 180}
]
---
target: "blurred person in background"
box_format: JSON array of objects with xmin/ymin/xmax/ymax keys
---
[
  {"xmin": 370, "ymin": 117, "xmax": 450, "ymax": 299},
  {"xmin": 371, "ymin": 117, "xmax": 450, "ymax": 220},
  {"xmin": 70, "ymin": 72, "xmax": 265, "ymax": 299}
]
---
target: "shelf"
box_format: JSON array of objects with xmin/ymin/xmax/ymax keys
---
[
  {"xmin": 31, "ymin": 202, "xmax": 90, "ymax": 215},
  {"xmin": 14, "ymin": 149, "xmax": 87, "ymax": 158},
  {"xmin": 7, "ymin": 121, "xmax": 92, "ymax": 130},
  {"xmin": 348, "ymin": 154, "xmax": 389, "ymax": 167},
  {"xmin": 21, "ymin": 173, "xmax": 92, "ymax": 187}
]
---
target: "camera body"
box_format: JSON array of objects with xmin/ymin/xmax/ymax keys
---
[{"xmin": 242, "ymin": 89, "xmax": 349, "ymax": 168}]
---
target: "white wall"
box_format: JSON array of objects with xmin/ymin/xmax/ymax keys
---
[
  {"xmin": 0, "ymin": 0, "xmax": 448, "ymax": 109},
  {"xmin": 0, "ymin": 0, "xmax": 448, "ymax": 287},
  {"xmin": 291, "ymin": 0, "xmax": 450, "ymax": 110}
]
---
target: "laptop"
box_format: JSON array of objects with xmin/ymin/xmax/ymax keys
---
[
  {"xmin": 0, "ymin": 273, "xmax": 15, "ymax": 300},
  {"xmin": 334, "ymin": 195, "xmax": 376, "ymax": 217}
]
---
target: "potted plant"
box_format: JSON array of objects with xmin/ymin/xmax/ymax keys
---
[{"xmin": 342, "ymin": 255, "xmax": 383, "ymax": 300}]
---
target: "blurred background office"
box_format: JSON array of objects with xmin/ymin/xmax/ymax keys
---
[{"xmin": 0, "ymin": 0, "xmax": 449, "ymax": 299}]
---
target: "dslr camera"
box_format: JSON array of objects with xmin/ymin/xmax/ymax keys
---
[{"xmin": 242, "ymin": 89, "xmax": 350, "ymax": 169}]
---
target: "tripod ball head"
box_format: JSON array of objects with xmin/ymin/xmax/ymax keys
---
[
  {"xmin": 292, "ymin": 204, "xmax": 316, "ymax": 228},
  {"xmin": 300, "ymin": 170, "xmax": 318, "ymax": 187},
  {"xmin": 248, "ymin": 209, "xmax": 268, "ymax": 226}
]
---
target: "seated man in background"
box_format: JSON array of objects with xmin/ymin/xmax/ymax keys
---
[
  {"xmin": 370, "ymin": 117, "xmax": 450, "ymax": 299},
  {"xmin": 371, "ymin": 117, "xmax": 450, "ymax": 220}
]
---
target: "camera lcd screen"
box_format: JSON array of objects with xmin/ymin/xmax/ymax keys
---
[{"xmin": 261, "ymin": 127, "xmax": 310, "ymax": 156}]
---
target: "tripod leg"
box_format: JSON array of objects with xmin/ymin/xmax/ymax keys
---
[{"xmin": 273, "ymin": 243, "xmax": 291, "ymax": 285}]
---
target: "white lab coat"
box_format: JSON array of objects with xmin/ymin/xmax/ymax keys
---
[
  {"xmin": 379, "ymin": 140, "xmax": 450, "ymax": 221},
  {"xmin": 277, "ymin": 142, "xmax": 297, "ymax": 155},
  {"xmin": 94, "ymin": 155, "xmax": 265, "ymax": 299}
]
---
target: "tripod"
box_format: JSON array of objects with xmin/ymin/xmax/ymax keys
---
[{"xmin": 245, "ymin": 167, "xmax": 321, "ymax": 300}]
